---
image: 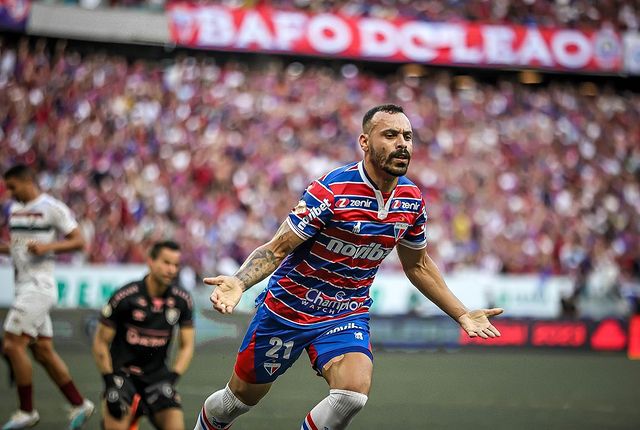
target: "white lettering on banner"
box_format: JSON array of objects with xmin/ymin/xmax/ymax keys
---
[
  {"xmin": 308, "ymin": 14, "xmax": 352, "ymax": 54},
  {"xmin": 237, "ymin": 10, "xmax": 273, "ymax": 48},
  {"xmin": 400, "ymin": 22, "xmax": 438, "ymax": 62},
  {"xmin": 169, "ymin": 5, "xmax": 625, "ymax": 72},
  {"xmin": 552, "ymin": 30, "xmax": 592, "ymax": 68},
  {"xmin": 273, "ymin": 11, "xmax": 308, "ymax": 50},
  {"xmin": 359, "ymin": 18, "xmax": 397, "ymax": 57},
  {"xmin": 484, "ymin": 26, "xmax": 516, "ymax": 64},
  {"xmin": 167, "ymin": 6, "xmax": 197, "ymax": 43},
  {"xmin": 518, "ymin": 28, "xmax": 553, "ymax": 66},
  {"xmin": 450, "ymin": 25, "xmax": 483, "ymax": 63},
  {"xmin": 197, "ymin": 7, "xmax": 234, "ymax": 46}
]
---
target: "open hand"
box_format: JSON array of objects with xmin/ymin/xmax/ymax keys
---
[
  {"xmin": 204, "ymin": 276, "xmax": 245, "ymax": 314},
  {"xmin": 458, "ymin": 308, "xmax": 504, "ymax": 339}
]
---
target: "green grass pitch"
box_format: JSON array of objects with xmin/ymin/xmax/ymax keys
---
[{"xmin": 1, "ymin": 347, "xmax": 638, "ymax": 429}]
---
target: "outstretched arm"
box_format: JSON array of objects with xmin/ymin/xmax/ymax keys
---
[
  {"xmin": 92, "ymin": 322, "xmax": 116, "ymax": 374},
  {"xmin": 28, "ymin": 227, "xmax": 85, "ymax": 256},
  {"xmin": 206, "ymin": 220, "xmax": 306, "ymax": 314},
  {"xmin": 397, "ymin": 245, "xmax": 503, "ymax": 339},
  {"xmin": 171, "ymin": 327, "xmax": 195, "ymax": 376}
]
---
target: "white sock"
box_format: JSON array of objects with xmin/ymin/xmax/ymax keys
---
[
  {"xmin": 195, "ymin": 384, "xmax": 251, "ymax": 430},
  {"xmin": 302, "ymin": 389, "xmax": 368, "ymax": 430}
]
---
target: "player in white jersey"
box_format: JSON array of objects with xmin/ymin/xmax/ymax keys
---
[{"xmin": 0, "ymin": 165, "xmax": 94, "ymax": 429}]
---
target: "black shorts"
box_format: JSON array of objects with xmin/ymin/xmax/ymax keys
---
[{"xmin": 113, "ymin": 372, "xmax": 182, "ymax": 416}]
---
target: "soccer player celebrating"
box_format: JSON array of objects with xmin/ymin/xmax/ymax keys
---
[
  {"xmin": 92, "ymin": 241, "xmax": 195, "ymax": 430},
  {"xmin": 194, "ymin": 104, "xmax": 503, "ymax": 430},
  {"xmin": 0, "ymin": 164, "xmax": 95, "ymax": 429}
]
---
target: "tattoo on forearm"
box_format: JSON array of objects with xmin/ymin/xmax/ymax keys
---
[{"xmin": 235, "ymin": 248, "xmax": 279, "ymax": 290}]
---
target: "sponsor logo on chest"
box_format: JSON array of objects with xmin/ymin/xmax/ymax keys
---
[
  {"xmin": 335, "ymin": 198, "xmax": 373, "ymax": 209},
  {"xmin": 326, "ymin": 238, "xmax": 389, "ymax": 261},
  {"xmin": 392, "ymin": 200, "xmax": 420, "ymax": 211}
]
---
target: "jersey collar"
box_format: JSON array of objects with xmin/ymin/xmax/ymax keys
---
[{"xmin": 357, "ymin": 161, "xmax": 397, "ymax": 220}]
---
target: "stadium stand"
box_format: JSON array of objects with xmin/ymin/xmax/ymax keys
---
[
  {"xmin": 53, "ymin": 0, "xmax": 640, "ymax": 30},
  {"xmin": 1, "ymin": 36, "xmax": 638, "ymax": 281}
]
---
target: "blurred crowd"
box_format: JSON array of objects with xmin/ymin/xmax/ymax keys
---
[
  {"xmin": 0, "ymin": 38, "xmax": 639, "ymax": 291},
  {"xmin": 55, "ymin": 0, "xmax": 640, "ymax": 31}
]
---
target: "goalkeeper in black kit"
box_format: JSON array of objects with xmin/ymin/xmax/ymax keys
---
[{"xmin": 92, "ymin": 241, "xmax": 195, "ymax": 430}]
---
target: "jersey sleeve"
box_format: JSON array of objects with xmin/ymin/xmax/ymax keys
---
[
  {"xmin": 286, "ymin": 179, "xmax": 335, "ymax": 239},
  {"xmin": 178, "ymin": 292, "xmax": 194, "ymax": 327},
  {"xmin": 398, "ymin": 198, "xmax": 428, "ymax": 250},
  {"xmin": 50, "ymin": 199, "xmax": 79, "ymax": 236},
  {"xmin": 100, "ymin": 290, "xmax": 129, "ymax": 328}
]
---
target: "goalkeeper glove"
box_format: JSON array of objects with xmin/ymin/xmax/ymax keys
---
[{"xmin": 102, "ymin": 373, "xmax": 127, "ymax": 420}]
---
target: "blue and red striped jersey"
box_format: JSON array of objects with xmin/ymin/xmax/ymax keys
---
[{"xmin": 255, "ymin": 161, "xmax": 428, "ymax": 328}]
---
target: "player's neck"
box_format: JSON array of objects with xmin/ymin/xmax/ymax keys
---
[
  {"xmin": 362, "ymin": 160, "xmax": 398, "ymax": 193},
  {"xmin": 145, "ymin": 275, "xmax": 168, "ymax": 297},
  {"xmin": 22, "ymin": 188, "xmax": 41, "ymax": 204}
]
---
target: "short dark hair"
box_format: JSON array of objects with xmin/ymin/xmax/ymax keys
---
[
  {"xmin": 4, "ymin": 164, "xmax": 36, "ymax": 182},
  {"xmin": 149, "ymin": 240, "xmax": 181, "ymax": 259},
  {"xmin": 362, "ymin": 104, "xmax": 405, "ymax": 133}
]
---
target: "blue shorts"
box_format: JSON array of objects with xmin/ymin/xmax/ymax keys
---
[{"xmin": 234, "ymin": 305, "xmax": 372, "ymax": 384}]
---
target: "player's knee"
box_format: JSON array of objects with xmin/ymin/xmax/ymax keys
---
[
  {"xmin": 327, "ymin": 389, "xmax": 368, "ymax": 421},
  {"xmin": 200, "ymin": 384, "xmax": 252, "ymax": 429},
  {"xmin": 31, "ymin": 343, "xmax": 53, "ymax": 364},
  {"xmin": 2, "ymin": 336, "xmax": 22, "ymax": 356}
]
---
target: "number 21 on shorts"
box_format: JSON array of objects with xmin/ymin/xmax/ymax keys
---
[{"xmin": 265, "ymin": 337, "xmax": 294, "ymax": 359}]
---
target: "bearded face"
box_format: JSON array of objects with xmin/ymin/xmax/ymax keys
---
[
  {"xmin": 369, "ymin": 143, "xmax": 411, "ymax": 177},
  {"xmin": 363, "ymin": 111, "xmax": 413, "ymax": 177}
]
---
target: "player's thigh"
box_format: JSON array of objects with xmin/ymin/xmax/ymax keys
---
[
  {"xmin": 102, "ymin": 376, "xmax": 138, "ymax": 429},
  {"xmin": 322, "ymin": 352, "xmax": 373, "ymax": 395},
  {"xmin": 29, "ymin": 335, "xmax": 58, "ymax": 363},
  {"xmin": 1, "ymin": 330, "xmax": 31, "ymax": 355},
  {"xmin": 308, "ymin": 318, "xmax": 373, "ymax": 394},
  {"xmin": 234, "ymin": 306, "xmax": 312, "ymax": 386},
  {"xmin": 152, "ymin": 407, "xmax": 184, "ymax": 430},
  {"xmin": 141, "ymin": 377, "xmax": 183, "ymax": 422}
]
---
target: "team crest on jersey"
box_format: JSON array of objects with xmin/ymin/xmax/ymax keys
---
[
  {"xmin": 165, "ymin": 308, "xmax": 180, "ymax": 325},
  {"xmin": 394, "ymin": 222, "xmax": 410, "ymax": 240},
  {"xmin": 353, "ymin": 222, "xmax": 361, "ymax": 234},
  {"xmin": 293, "ymin": 200, "xmax": 308, "ymax": 215},
  {"xmin": 263, "ymin": 362, "xmax": 281, "ymax": 376}
]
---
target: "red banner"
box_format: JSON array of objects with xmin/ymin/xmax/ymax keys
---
[{"xmin": 168, "ymin": 4, "xmax": 623, "ymax": 73}]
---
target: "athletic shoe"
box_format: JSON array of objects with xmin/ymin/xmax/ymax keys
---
[
  {"xmin": 2, "ymin": 410, "xmax": 40, "ymax": 429},
  {"xmin": 67, "ymin": 399, "xmax": 95, "ymax": 430}
]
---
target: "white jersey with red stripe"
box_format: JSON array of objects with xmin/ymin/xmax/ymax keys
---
[
  {"xmin": 8, "ymin": 193, "xmax": 78, "ymax": 296},
  {"xmin": 255, "ymin": 161, "xmax": 427, "ymax": 328}
]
